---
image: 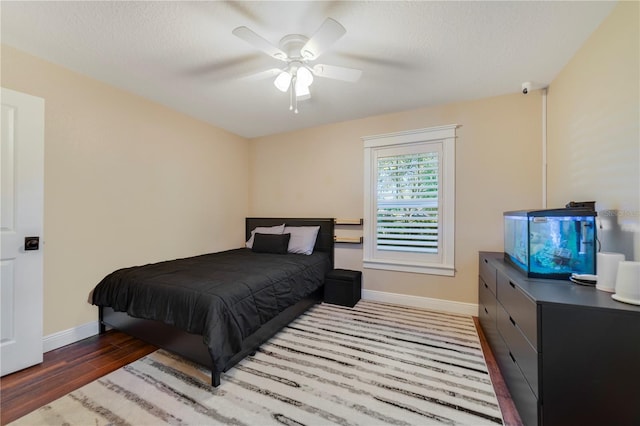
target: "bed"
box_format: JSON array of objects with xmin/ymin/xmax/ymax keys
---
[{"xmin": 91, "ymin": 217, "xmax": 334, "ymax": 387}]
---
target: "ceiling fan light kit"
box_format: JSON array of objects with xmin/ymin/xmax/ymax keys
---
[
  {"xmin": 233, "ymin": 17, "xmax": 362, "ymax": 114},
  {"xmin": 274, "ymin": 71, "xmax": 292, "ymax": 92},
  {"xmin": 296, "ymin": 66, "xmax": 314, "ymax": 87}
]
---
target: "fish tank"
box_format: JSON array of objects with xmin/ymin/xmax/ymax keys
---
[{"xmin": 504, "ymin": 208, "xmax": 597, "ymax": 279}]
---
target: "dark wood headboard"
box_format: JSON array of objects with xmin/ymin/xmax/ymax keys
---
[{"xmin": 245, "ymin": 217, "xmax": 335, "ymax": 268}]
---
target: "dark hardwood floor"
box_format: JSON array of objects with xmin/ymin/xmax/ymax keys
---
[
  {"xmin": 0, "ymin": 330, "xmax": 156, "ymax": 425},
  {"xmin": 1, "ymin": 321, "xmax": 521, "ymax": 426}
]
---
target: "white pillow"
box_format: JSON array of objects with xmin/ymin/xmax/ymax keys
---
[
  {"xmin": 245, "ymin": 224, "xmax": 285, "ymax": 249},
  {"xmin": 284, "ymin": 226, "xmax": 320, "ymax": 255}
]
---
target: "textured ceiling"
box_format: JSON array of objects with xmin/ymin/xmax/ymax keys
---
[{"xmin": 1, "ymin": 1, "xmax": 616, "ymax": 138}]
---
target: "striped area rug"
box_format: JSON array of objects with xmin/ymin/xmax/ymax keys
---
[{"xmin": 13, "ymin": 301, "xmax": 503, "ymax": 425}]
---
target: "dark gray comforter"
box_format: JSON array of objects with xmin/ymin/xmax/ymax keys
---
[{"xmin": 91, "ymin": 248, "xmax": 330, "ymax": 371}]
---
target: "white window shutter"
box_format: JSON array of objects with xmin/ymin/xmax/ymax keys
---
[{"xmin": 362, "ymin": 125, "xmax": 458, "ymax": 276}]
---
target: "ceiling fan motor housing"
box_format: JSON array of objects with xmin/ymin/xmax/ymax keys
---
[{"xmin": 278, "ymin": 34, "xmax": 309, "ymax": 61}]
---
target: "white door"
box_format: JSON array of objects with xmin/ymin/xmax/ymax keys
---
[{"xmin": 1, "ymin": 87, "xmax": 45, "ymax": 376}]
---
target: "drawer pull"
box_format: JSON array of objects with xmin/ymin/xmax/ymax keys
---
[
  {"xmin": 509, "ymin": 316, "xmax": 516, "ymax": 326},
  {"xmin": 509, "ymin": 281, "xmax": 516, "ymax": 289},
  {"xmin": 484, "ymin": 282, "xmax": 488, "ymax": 289},
  {"xmin": 484, "ymin": 258, "xmax": 488, "ymax": 264},
  {"xmin": 484, "ymin": 307, "xmax": 489, "ymax": 314},
  {"xmin": 509, "ymin": 351, "xmax": 516, "ymax": 363}
]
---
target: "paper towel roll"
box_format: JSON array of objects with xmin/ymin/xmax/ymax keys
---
[{"xmin": 596, "ymin": 252, "xmax": 625, "ymax": 292}]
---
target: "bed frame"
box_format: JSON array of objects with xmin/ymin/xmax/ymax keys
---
[{"xmin": 98, "ymin": 217, "xmax": 334, "ymax": 387}]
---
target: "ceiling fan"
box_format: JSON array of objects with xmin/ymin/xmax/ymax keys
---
[{"xmin": 232, "ymin": 18, "xmax": 362, "ymax": 113}]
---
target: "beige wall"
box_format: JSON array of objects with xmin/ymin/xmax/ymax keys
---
[
  {"xmin": 3, "ymin": 1, "xmax": 633, "ymax": 336},
  {"xmin": 250, "ymin": 1, "xmax": 639, "ymax": 304},
  {"xmin": 547, "ymin": 1, "xmax": 639, "ymax": 260},
  {"xmin": 1, "ymin": 45, "xmax": 250, "ymax": 335},
  {"xmin": 250, "ymin": 93, "xmax": 542, "ymax": 304}
]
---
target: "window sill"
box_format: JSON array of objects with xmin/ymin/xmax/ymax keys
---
[{"xmin": 363, "ymin": 259, "xmax": 455, "ymax": 276}]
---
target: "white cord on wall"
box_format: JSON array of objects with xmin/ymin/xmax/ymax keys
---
[{"xmin": 542, "ymin": 88, "xmax": 548, "ymax": 208}]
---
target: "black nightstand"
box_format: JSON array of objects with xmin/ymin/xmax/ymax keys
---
[{"xmin": 324, "ymin": 269, "xmax": 362, "ymax": 307}]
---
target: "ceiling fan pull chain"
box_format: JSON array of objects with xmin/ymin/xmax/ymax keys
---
[
  {"xmin": 289, "ymin": 84, "xmax": 293, "ymax": 111},
  {"xmin": 292, "ymin": 76, "xmax": 299, "ymax": 114}
]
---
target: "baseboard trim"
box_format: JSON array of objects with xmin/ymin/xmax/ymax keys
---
[
  {"xmin": 362, "ymin": 289, "xmax": 478, "ymax": 316},
  {"xmin": 43, "ymin": 321, "xmax": 99, "ymax": 353}
]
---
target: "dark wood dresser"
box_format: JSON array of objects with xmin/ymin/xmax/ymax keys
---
[{"xmin": 478, "ymin": 252, "xmax": 640, "ymax": 426}]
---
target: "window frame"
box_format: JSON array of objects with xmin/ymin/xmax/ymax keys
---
[{"xmin": 362, "ymin": 125, "xmax": 458, "ymax": 276}]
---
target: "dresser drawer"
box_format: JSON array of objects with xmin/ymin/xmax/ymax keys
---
[
  {"xmin": 479, "ymin": 254, "xmax": 497, "ymax": 295},
  {"xmin": 494, "ymin": 334, "xmax": 539, "ymax": 426},
  {"xmin": 479, "ymin": 276, "xmax": 496, "ymax": 319},
  {"xmin": 478, "ymin": 277, "xmax": 498, "ymax": 346},
  {"xmin": 497, "ymin": 271, "xmax": 538, "ymax": 350},
  {"xmin": 497, "ymin": 303, "xmax": 539, "ymax": 398}
]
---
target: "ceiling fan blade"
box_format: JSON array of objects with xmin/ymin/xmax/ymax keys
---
[
  {"xmin": 239, "ymin": 68, "xmax": 283, "ymax": 81},
  {"xmin": 301, "ymin": 18, "xmax": 346, "ymax": 60},
  {"xmin": 232, "ymin": 26, "xmax": 288, "ymax": 61},
  {"xmin": 312, "ymin": 64, "xmax": 362, "ymax": 82}
]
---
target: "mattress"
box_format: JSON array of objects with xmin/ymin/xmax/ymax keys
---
[{"xmin": 91, "ymin": 248, "xmax": 330, "ymax": 370}]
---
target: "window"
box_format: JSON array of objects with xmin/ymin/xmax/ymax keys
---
[{"xmin": 362, "ymin": 125, "xmax": 457, "ymax": 276}]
